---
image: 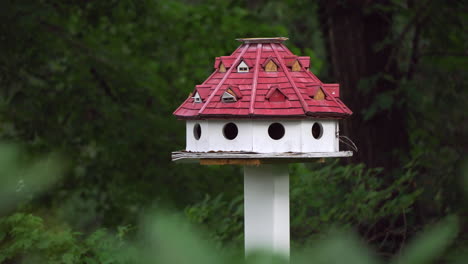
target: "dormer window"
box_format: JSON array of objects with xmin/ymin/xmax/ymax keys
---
[
  {"xmin": 291, "ymin": 60, "xmax": 301, "ymax": 71},
  {"xmin": 192, "ymin": 92, "xmax": 202, "ymax": 103},
  {"xmin": 222, "ymin": 91, "xmax": 237, "ymax": 103},
  {"xmin": 313, "ymin": 88, "xmax": 325, "ymax": 100},
  {"xmin": 285, "ymin": 56, "xmax": 303, "ymax": 72},
  {"xmin": 262, "ymin": 57, "xmax": 278, "ymax": 72},
  {"xmin": 265, "ymin": 60, "xmax": 277, "ymax": 72},
  {"xmin": 237, "ymin": 61, "xmax": 249, "ymax": 73},
  {"xmin": 219, "ymin": 63, "xmax": 227, "ymax": 73},
  {"xmin": 266, "ymin": 85, "xmax": 288, "ymax": 102},
  {"xmin": 306, "ymin": 84, "xmax": 326, "ymax": 101},
  {"xmin": 221, "ymin": 86, "xmax": 242, "ymax": 103}
]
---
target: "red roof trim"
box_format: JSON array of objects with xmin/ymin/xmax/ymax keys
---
[
  {"xmin": 194, "ymin": 85, "xmax": 211, "ymax": 99},
  {"xmin": 214, "ymin": 57, "xmax": 221, "ymax": 68},
  {"xmin": 303, "ymin": 69, "xmax": 350, "ymax": 115},
  {"xmin": 306, "ymin": 84, "xmax": 321, "ymax": 97},
  {"xmin": 297, "ymin": 56, "xmax": 310, "ymax": 68},
  {"xmin": 323, "ymin": 83, "xmax": 340, "ymax": 98},
  {"xmin": 283, "ymin": 55, "xmax": 298, "ymax": 67},
  {"xmin": 198, "ymin": 44, "xmax": 250, "ymax": 114},
  {"xmin": 220, "ymin": 56, "xmax": 235, "ymax": 68},
  {"xmin": 271, "ymin": 43, "xmax": 310, "ymax": 113},
  {"xmin": 249, "ymin": 43, "xmax": 262, "ymax": 114}
]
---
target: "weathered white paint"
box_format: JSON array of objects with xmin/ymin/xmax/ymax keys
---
[
  {"xmin": 300, "ymin": 120, "xmax": 338, "ymax": 152},
  {"xmin": 237, "ymin": 61, "xmax": 249, "ymax": 72},
  {"xmin": 207, "ymin": 120, "xmax": 253, "ymax": 152},
  {"xmin": 185, "ymin": 119, "xmax": 339, "ymax": 153},
  {"xmin": 186, "ymin": 120, "xmax": 209, "ymax": 152},
  {"xmin": 244, "ymin": 164, "xmax": 289, "ymax": 257},
  {"xmin": 252, "ymin": 120, "xmax": 302, "ymax": 152},
  {"xmin": 335, "ymin": 121, "xmax": 340, "ymax": 151}
]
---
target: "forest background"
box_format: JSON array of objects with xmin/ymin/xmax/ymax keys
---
[{"xmin": 0, "ymin": 0, "xmax": 467, "ymax": 263}]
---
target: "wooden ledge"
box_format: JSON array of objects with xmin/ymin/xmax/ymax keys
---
[
  {"xmin": 172, "ymin": 151, "xmax": 352, "ymax": 165},
  {"xmin": 236, "ymin": 37, "xmax": 288, "ymax": 43}
]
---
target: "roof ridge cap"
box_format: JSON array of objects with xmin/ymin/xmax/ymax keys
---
[
  {"xmin": 236, "ymin": 37, "xmax": 288, "ymax": 43},
  {"xmin": 271, "ymin": 43, "xmax": 310, "ymax": 114},
  {"xmin": 249, "ymin": 43, "xmax": 263, "ymax": 114}
]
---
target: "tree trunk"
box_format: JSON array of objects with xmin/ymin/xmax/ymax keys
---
[{"xmin": 318, "ymin": 0, "xmax": 408, "ymax": 169}]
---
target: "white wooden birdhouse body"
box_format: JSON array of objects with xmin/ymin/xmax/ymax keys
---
[{"xmin": 185, "ymin": 119, "xmax": 339, "ymax": 153}]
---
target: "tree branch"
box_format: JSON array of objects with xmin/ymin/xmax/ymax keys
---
[{"xmin": 384, "ymin": 0, "xmax": 432, "ymax": 72}]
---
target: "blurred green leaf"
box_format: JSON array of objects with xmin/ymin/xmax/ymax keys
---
[
  {"xmin": 0, "ymin": 143, "xmax": 63, "ymax": 213},
  {"xmin": 391, "ymin": 216, "xmax": 459, "ymax": 264}
]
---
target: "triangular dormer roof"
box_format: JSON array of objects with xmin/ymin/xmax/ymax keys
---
[
  {"xmin": 194, "ymin": 85, "xmax": 211, "ymax": 100},
  {"xmin": 214, "ymin": 56, "xmax": 236, "ymax": 68},
  {"xmin": 261, "ymin": 56, "xmax": 280, "ymax": 68},
  {"xmin": 297, "ymin": 56, "xmax": 310, "ymax": 68},
  {"xmin": 284, "ymin": 56, "xmax": 298, "ymax": 67},
  {"xmin": 265, "ymin": 85, "xmax": 288, "ymax": 100},
  {"xmin": 224, "ymin": 85, "xmax": 242, "ymax": 99},
  {"xmin": 173, "ymin": 37, "xmax": 352, "ymax": 119}
]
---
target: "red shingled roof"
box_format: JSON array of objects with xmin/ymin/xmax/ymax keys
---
[{"xmin": 174, "ymin": 37, "xmax": 352, "ymax": 119}]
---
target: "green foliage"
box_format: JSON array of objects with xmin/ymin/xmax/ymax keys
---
[
  {"xmin": 391, "ymin": 216, "xmax": 459, "ymax": 264},
  {"xmin": 290, "ymin": 161, "xmax": 421, "ymax": 242},
  {"xmin": 0, "ymin": 143, "xmax": 63, "ymax": 213},
  {"xmin": 185, "ymin": 161, "xmax": 423, "ymax": 250},
  {"xmin": 0, "ymin": 0, "xmax": 282, "ymax": 229},
  {"xmin": 186, "ymin": 194, "xmax": 244, "ymax": 247},
  {"xmin": 0, "ymin": 0, "xmax": 466, "ymax": 262},
  {"xmin": 0, "ymin": 213, "xmax": 129, "ymax": 264},
  {"xmin": 0, "ymin": 210, "xmax": 462, "ymax": 264},
  {"xmin": 0, "ymin": 142, "xmax": 464, "ymax": 263}
]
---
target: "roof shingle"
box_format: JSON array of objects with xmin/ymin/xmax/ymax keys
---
[{"xmin": 174, "ymin": 38, "xmax": 352, "ymax": 119}]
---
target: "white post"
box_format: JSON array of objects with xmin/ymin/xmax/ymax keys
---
[{"xmin": 244, "ymin": 164, "xmax": 290, "ymax": 257}]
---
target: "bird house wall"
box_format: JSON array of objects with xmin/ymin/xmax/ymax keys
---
[
  {"xmin": 252, "ymin": 120, "xmax": 302, "ymax": 152},
  {"xmin": 207, "ymin": 120, "xmax": 253, "ymax": 151},
  {"xmin": 186, "ymin": 120, "xmax": 210, "ymax": 152},
  {"xmin": 300, "ymin": 120, "xmax": 338, "ymax": 152},
  {"xmin": 185, "ymin": 119, "xmax": 338, "ymax": 153}
]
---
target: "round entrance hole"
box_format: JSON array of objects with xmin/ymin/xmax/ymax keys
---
[
  {"xmin": 223, "ymin": 122, "xmax": 238, "ymax": 140},
  {"xmin": 268, "ymin": 123, "xmax": 285, "ymax": 140},
  {"xmin": 312, "ymin": 122, "xmax": 323, "ymax": 139},
  {"xmin": 193, "ymin": 123, "xmax": 201, "ymax": 140}
]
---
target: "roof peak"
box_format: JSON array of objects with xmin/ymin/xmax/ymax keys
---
[{"xmin": 236, "ymin": 37, "xmax": 288, "ymax": 44}]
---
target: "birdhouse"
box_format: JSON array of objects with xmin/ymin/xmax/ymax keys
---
[
  {"xmin": 172, "ymin": 37, "xmax": 354, "ymax": 258},
  {"xmin": 173, "ymin": 37, "xmax": 352, "ymax": 159}
]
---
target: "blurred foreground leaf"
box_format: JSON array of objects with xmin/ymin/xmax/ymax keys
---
[
  {"xmin": 140, "ymin": 212, "xmax": 225, "ymax": 264},
  {"xmin": 391, "ymin": 216, "xmax": 459, "ymax": 264},
  {"xmin": 0, "ymin": 143, "xmax": 63, "ymax": 213},
  {"xmin": 294, "ymin": 230, "xmax": 380, "ymax": 264}
]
